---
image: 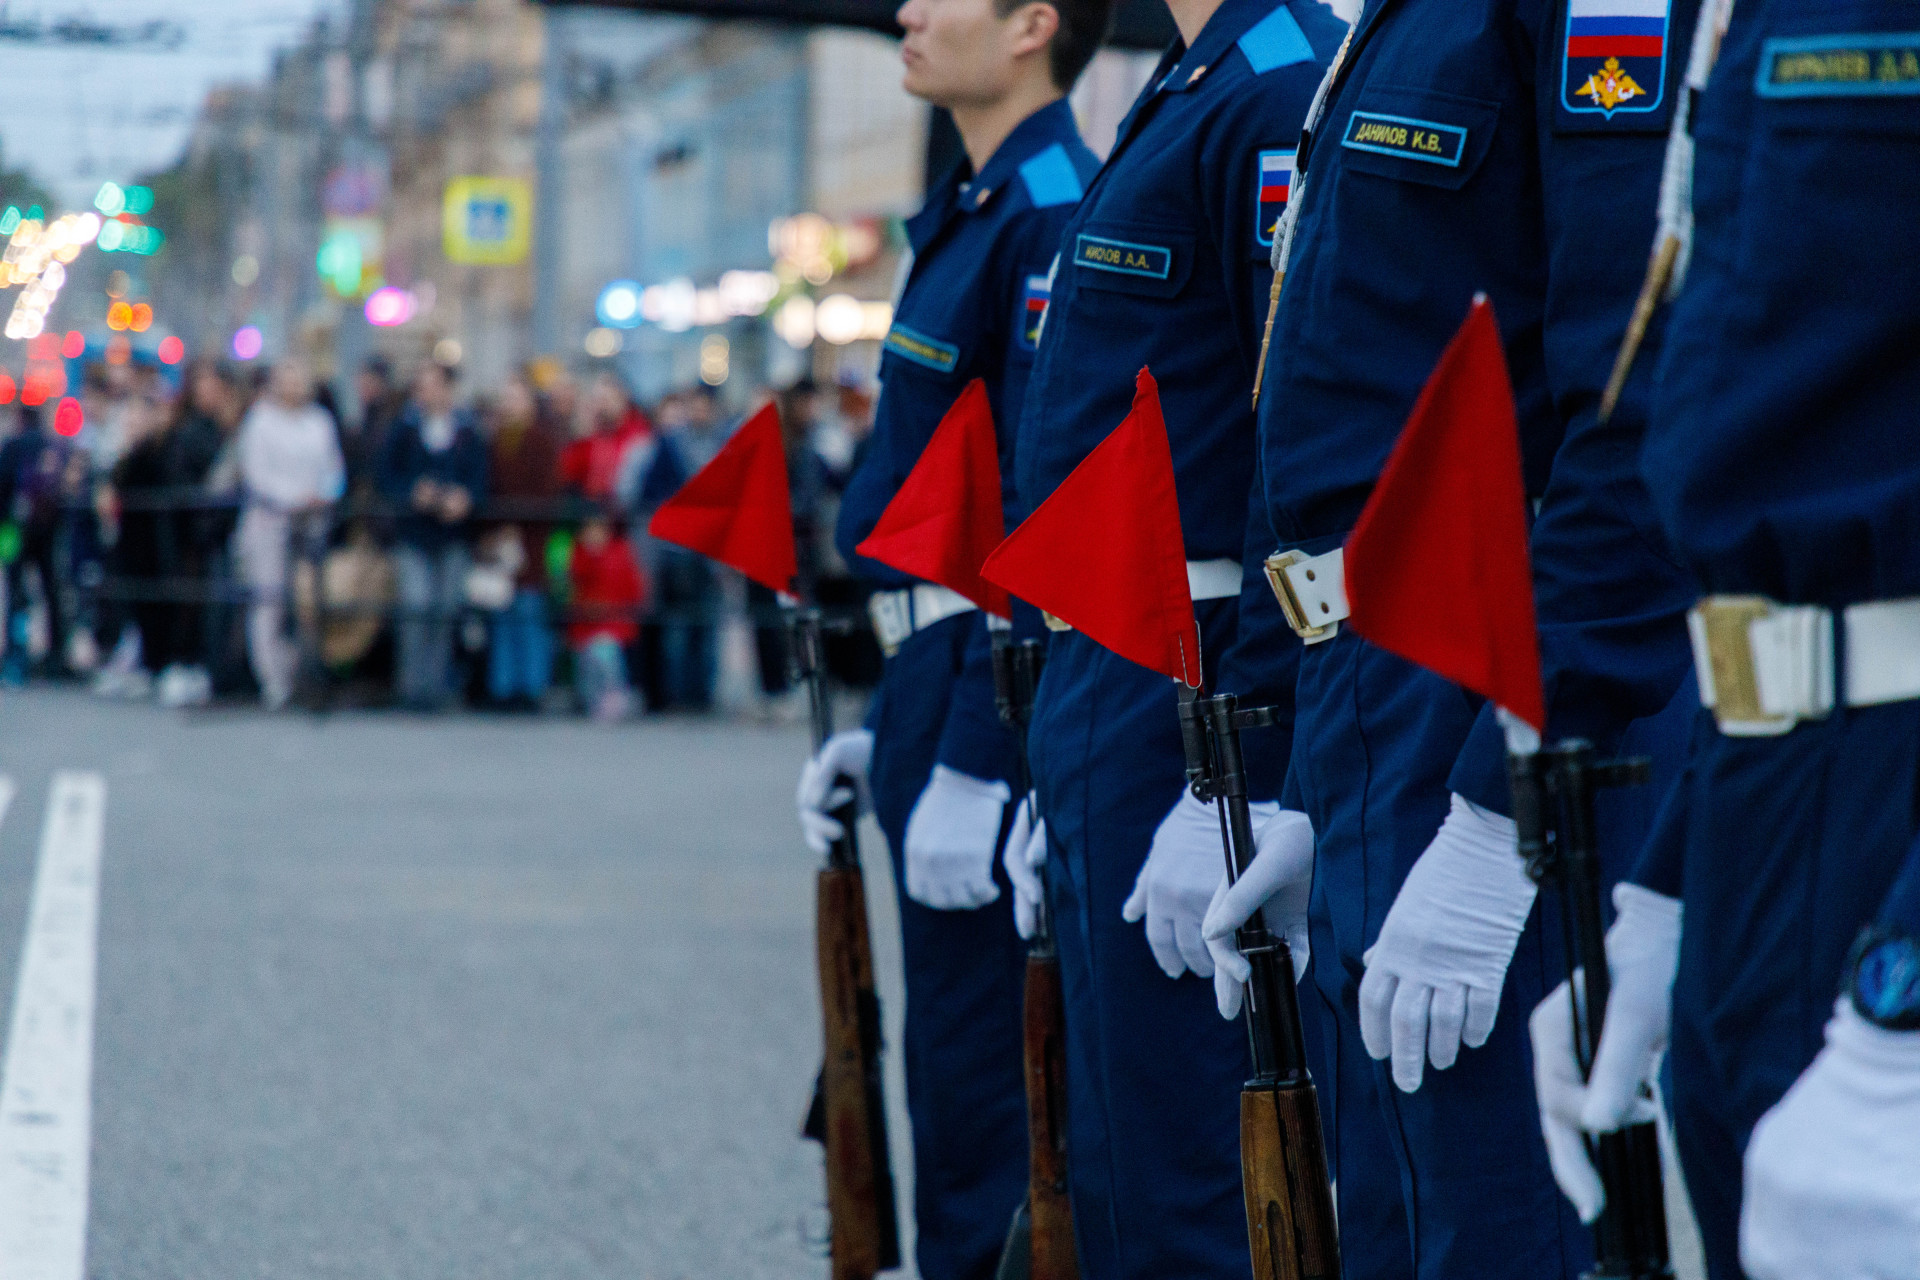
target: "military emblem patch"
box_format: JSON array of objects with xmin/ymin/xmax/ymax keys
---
[
  {"xmin": 1256, "ymin": 150, "xmax": 1295, "ymax": 248},
  {"xmin": 1562, "ymin": 0, "xmax": 1671, "ymax": 118},
  {"xmin": 1018, "ymin": 273, "xmax": 1051, "ymax": 351}
]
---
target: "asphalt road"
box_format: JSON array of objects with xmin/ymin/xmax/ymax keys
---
[{"xmin": 0, "ymin": 687, "xmax": 917, "ymax": 1280}]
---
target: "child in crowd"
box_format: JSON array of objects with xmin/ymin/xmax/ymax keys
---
[{"xmin": 566, "ymin": 507, "xmax": 644, "ymax": 721}]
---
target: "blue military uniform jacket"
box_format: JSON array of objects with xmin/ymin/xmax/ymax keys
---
[
  {"xmin": 834, "ymin": 99, "xmax": 1099, "ymax": 781},
  {"xmin": 1251, "ymin": 0, "xmax": 1703, "ymax": 813},
  {"xmin": 1635, "ymin": 0, "xmax": 1920, "ymax": 934},
  {"xmin": 1014, "ymin": 0, "xmax": 1346, "ymax": 794}
]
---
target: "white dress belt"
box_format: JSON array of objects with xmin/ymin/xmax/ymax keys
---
[
  {"xmin": 1265, "ymin": 546, "xmax": 1349, "ymax": 644},
  {"xmin": 1185, "ymin": 557, "xmax": 1244, "ymax": 602},
  {"xmin": 1041, "ymin": 559, "xmax": 1243, "ymax": 633},
  {"xmin": 1690, "ymin": 595, "xmax": 1920, "ymax": 736},
  {"xmin": 869, "ymin": 583, "xmax": 978, "ymax": 655}
]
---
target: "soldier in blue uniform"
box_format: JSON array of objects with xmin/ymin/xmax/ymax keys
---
[
  {"xmin": 1531, "ymin": 4, "xmax": 1920, "ymax": 1276},
  {"xmin": 1001, "ymin": 1, "xmax": 1340, "ymax": 1273},
  {"xmin": 791, "ymin": 2, "xmax": 1108, "ymax": 1276},
  {"xmin": 1194, "ymin": 0, "xmax": 1708, "ymax": 1273}
]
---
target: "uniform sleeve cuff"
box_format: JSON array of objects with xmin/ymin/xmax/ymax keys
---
[
  {"xmin": 1447, "ymin": 704, "xmax": 1515, "ymax": 817},
  {"xmin": 1878, "ymin": 832, "xmax": 1920, "ymax": 937}
]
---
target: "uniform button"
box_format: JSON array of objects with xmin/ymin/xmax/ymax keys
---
[{"xmin": 1187, "ymin": 64, "xmax": 1208, "ymax": 84}]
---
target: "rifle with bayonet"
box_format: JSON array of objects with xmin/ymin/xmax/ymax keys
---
[
  {"xmin": 991, "ymin": 626, "xmax": 1077, "ymax": 1280},
  {"xmin": 1179, "ymin": 687, "xmax": 1340, "ymax": 1280},
  {"xmin": 794, "ymin": 608, "xmax": 903, "ymax": 1280},
  {"xmin": 1507, "ymin": 740, "xmax": 1673, "ymax": 1280}
]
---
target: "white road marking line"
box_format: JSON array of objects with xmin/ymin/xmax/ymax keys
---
[{"xmin": 0, "ymin": 772, "xmax": 107, "ymax": 1280}]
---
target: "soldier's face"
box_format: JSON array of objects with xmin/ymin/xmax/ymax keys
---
[{"xmin": 897, "ymin": 0, "xmax": 1038, "ymax": 109}]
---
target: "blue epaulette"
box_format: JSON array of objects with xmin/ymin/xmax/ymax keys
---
[
  {"xmin": 1238, "ymin": 5, "xmax": 1317, "ymax": 73},
  {"xmin": 1018, "ymin": 144, "xmax": 1085, "ymax": 208}
]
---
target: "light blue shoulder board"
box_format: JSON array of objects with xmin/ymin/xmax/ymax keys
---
[
  {"xmin": 1018, "ymin": 144, "xmax": 1084, "ymax": 208},
  {"xmin": 1238, "ymin": 5, "xmax": 1316, "ymax": 73}
]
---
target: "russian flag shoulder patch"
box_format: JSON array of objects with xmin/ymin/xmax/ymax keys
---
[
  {"xmin": 1255, "ymin": 149, "xmax": 1295, "ymax": 250},
  {"xmin": 1557, "ymin": 0, "xmax": 1681, "ymax": 130}
]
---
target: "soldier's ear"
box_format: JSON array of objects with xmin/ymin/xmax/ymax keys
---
[{"xmin": 1008, "ymin": 0, "xmax": 1061, "ymax": 61}]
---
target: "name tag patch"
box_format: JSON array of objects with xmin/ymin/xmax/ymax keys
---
[
  {"xmin": 1074, "ymin": 234, "xmax": 1172, "ymax": 280},
  {"xmin": 1019, "ymin": 273, "xmax": 1051, "ymax": 351},
  {"xmin": 883, "ymin": 324, "xmax": 960, "ymax": 373},
  {"xmin": 1256, "ymin": 150, "xmax": 1295, "ymax": 248},
  {"xmin": 1758, "ymin": 33, "xmax": 1920, "ymax": 96},
  {"xmin": 1341, "ymin": 112, "xmax": 1468, "ymax": 166}
]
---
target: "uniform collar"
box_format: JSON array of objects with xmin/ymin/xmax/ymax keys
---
[
  {"xmin": 1158, "ymin": 0, "xmax": 1289, "ymax": 93},
  {"xmin": 955, "ymin": 98, "xmax": 1081, "ymax": 216}
]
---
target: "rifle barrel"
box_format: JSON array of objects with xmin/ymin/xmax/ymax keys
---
[{"xmin": 1509, "ymin": 741, "xmax": 1674, "ymax": 1280}]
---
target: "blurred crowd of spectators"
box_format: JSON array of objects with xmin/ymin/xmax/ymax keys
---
[{"xmin": 0, "ymin": 351, "xmax": 881, "ymax": 720}]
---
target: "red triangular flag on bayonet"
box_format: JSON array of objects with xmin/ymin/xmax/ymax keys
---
[
  {"xmin": 855, "ymin": 379, "xmax": 1011, "ymax": 619},
  {"xmin": 1344, "ymin": 297, "xmax": 1545, "ymax": 730},
  {"xmin": 982, "ymin": 368, "xmax": 1201, "ymax": 686},
  {"xmin": 647, "ymin": 401, "xmax": 797, "ymax": 594}
]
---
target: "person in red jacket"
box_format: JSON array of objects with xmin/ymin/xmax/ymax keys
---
[
  {"xmin": 566, "ymin": 506, "xmax": 646, "ymax": 721},
  {"xmin": 558, "ymin": 372, "xmax": 651, "ymax": 502}
]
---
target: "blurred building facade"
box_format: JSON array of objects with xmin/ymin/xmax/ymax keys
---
[{"xmin": 146, "ymin": 0, "xmax": 1152, "ymax": 408}]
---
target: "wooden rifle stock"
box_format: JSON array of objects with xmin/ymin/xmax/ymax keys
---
[
  {"xmin": 1022, "ymin": 936, "xmax": 1076, "ymax": 1278},
  {"xmin": 1509, "ymin": 741, "xmax": 1673, "ymax": 1280},
  {"xmin": 794, "ymin": 610, "xmax": 902, "ymax": 1280},
  {"xmin": 1183, "ymin": 689, "xmax": 1340, "ymax": 1280},
  {"xmin": 994, "ymin": 631, "xmax": 1079, "ymax": 1280}
]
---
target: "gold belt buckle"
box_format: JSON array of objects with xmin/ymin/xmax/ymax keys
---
[
  {"xmin": 1264, "ymin": 550, "xmax": 1338, "ymax": 642},
  {"xmin": 1694, "ymin": 595, "xmax": 1793, "ymax": 732},
  {"xmin": 1042, "ymin": 611, "xmax": 1073, "ymax": 633}
]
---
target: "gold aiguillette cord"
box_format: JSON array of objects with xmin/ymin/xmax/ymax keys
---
[{"xmin": 1597, "ymin": 233, "xmax": 1681, "ymax": 425}]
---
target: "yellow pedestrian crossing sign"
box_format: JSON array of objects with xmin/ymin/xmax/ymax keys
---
[{"xmin": 442, "ymin": 176, "xmax": 531, "ymax": 265}]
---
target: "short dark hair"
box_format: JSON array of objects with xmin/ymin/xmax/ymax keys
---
[{"xmin": 1000, "ymin": 0, "xmax": 1118, "ymax": 90}]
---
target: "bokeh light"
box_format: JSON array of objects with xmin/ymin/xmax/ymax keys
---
[
  {"xmin": 0, "ymin": 373, "xmax": 15, "ymax": 405},
  {"xmin": 52, "ymin": 396, "xmax": 82, "ymax": 437},
  {"xmin": 232, "ymin": 325, "xmax": 263, "ymax": 361},
  {"xmin": 61, "ymin": 330, "xmax": 85, "ymax": 359},
  {"xmin": 107, "ymin": 301, "xmax": 133, "ymax": 331},
  {"xmin": 157, "ymin": 336, "xmax": 184, "ymax": 365},
  {"xmin": 129, "ymin": 304, "xmax": 153, "ymax": 333},
  {"xmin": 596, "ymin": 281, "xmax": 642, "ymax": 329},
  {"xmin": 364, "ymin": 286, "xmax": 415, "ymax": 327}
]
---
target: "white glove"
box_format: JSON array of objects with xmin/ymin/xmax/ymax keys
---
[
  {"xmin": 903, "ymin": 765, "xmax": 1010, "ymax": 910},
  {"xmin": 1528, "ymin": 882, "xmax": 1681, "ymax": 1223},
  {"xmin": 795, "ymin": 728, "xmax": 874, "ymax": 856},
  {"xmin": 1004, "ymin": 796, "xmax": 1046, "ymax": 939},
  {"xmin": 1742, "ymin": 999, "xmax": 1920, "ymax": 1280},
  {"xmin": 1579, "ymin": 883, "xmax": 1682, "ymax": 1130},
  {"xmin": 1360, "ymin": 794, "xmax": 1533, "ymax": 1093},
  {"xmin": 1203, "ymin": 808, "xmax": 1315, "ymax": 1019},
  {"xmin": 1124, "ymin": 787, "xmax": 1269, "ymax": 980}
]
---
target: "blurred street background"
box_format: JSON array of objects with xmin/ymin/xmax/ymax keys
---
[{"xmin": 0, "ymin": 0, "xmax": 1168, "ymax": 722}]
